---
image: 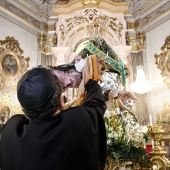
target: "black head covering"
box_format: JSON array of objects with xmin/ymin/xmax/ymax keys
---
[{"xmin": 17, "ymin": 68, "xmax": 57, "ymax": 110}]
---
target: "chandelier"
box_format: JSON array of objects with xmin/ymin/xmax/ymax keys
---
[{"xmin": 130, "ymin": 65, "xmax": 153, "ymax": 94}]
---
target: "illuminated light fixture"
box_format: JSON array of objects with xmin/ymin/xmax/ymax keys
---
[{"xmin": 130, "ymin": 65, "xmax": 153, "ymax": 94}]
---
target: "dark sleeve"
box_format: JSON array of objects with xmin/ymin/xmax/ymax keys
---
[
  {"xmin": 81, "ymin": 80, "xmax": 106, "ymax": 115},
  {"xmin": 81, "ymin": 80, "xmax": 107, "ymax": 169},
  {"xmin": 0, "ymin": 114, "xmax": 27, "ymax": 169}
]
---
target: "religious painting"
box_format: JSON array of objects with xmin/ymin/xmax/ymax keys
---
[
  {"xmin": 0, "ymin": 105, "xmax": 11, "ymax": 127},
  {"xmin": 0, "ymin": 36, "xmax": 30, "ymax": 95},
  {"xmin": 1, "ymin": 52, "xmax": 19, "ymax": 77}
]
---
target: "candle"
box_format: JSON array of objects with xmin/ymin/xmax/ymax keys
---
[{"xmin": 149, "ymin": 113, "xmax": 153, "ymax": 126}]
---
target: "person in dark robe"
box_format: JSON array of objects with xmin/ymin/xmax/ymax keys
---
[{"xmin": 0, "ymin": 65, "xmax": 107, "ymax": 170}]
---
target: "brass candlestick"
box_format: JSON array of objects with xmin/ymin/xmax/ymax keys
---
[{"xmin": 147, "ymin": 124, "xmax": 170, "ymax": 170}]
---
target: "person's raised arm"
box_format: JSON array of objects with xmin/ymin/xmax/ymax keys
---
[{"xmin": 82, "ymin": 80, "xmax": 106, "ymax": 115}]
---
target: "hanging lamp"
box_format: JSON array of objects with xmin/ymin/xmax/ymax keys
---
[{"xmin": 130, "ymin": 65, "xmax": 153, "ymax": 94}]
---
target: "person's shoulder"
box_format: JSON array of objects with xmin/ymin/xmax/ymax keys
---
[
  {"xmin": 64, "ymin": 106, "xmax": 83, "ymax": 113},
  {"xmin": 10, "ymin": 114, "xmax": 26, "ymax": 119},
  {"xmin": 1, "ymin": 114, "xmax": 27, "ymax": 131},
  {"xmin": 63, "ymin": 106, "xmax": 88, "ymax": 117},
  {"xmin": 62, "ymin": 106, "xmax": 94, "ymax": 127},
  {"xmin": 6, "ymin": 114, "xmax": 27, "ymax": 124},
  {"xmin": 63, "ymin": 105, "xmax": 97, "ymax": 120}
]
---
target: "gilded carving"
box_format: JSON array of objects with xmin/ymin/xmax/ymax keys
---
[
  {"xmin": 147, "ymin": 124, "xmax": 170, "ymax": 170},
  {"xmin": 156, "ymin": 99, "xmax": 170, "ymax": 134},
  {"xmin": 60, "ymin": 16, "xmax": 87, "ymax": 40},
  {"xmin": 0, "ymin": 95, "xmax": 23, "ymax": 127},
  {"xmin": 128, "ymin": 20, "xmax": 139, "ymax": 30},
  {"xmin": 155, "ymin": 35, "xmax": 170, "ymax": 88},
  {"xmin": 60, "ymin": 9, "xmax": 123, "ymax": 42},
  {"xmin": 0, "ymin": 36, "xmax": 23, "ymax": 54},
  {"xmin": 126, "ymin": 30, "xmax": 145, "ymax": 52},
  {"xmin": 38, "ymin": 32, "xmax": 46, "ymax": 51},
  {"xmin": 0, "ymin": 36, "xmax": 30, "ymax": 95},
  {"xmin": 38, "ymin": 32, "xmax": 57, "ymax": 53},
  {"xmin": 137, "ymin": 30, "xmax": 145, "ymax": 49},
  {"xmin": 52, "ymin": 33, "xmax": 58, "ymax": 47},
  {"xmin": 104, "ymin": 157, "xmax": 148, "ymax": 170}
]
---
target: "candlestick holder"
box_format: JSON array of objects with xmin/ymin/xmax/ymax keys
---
[{"xmin": 147, "ymin": 124, "xmax": 170, "ymax": 169}]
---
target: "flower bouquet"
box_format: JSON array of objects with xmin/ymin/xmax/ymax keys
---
[{"xmin": 104, "ymin": 107, "xmax": 150, "ymax": 166}]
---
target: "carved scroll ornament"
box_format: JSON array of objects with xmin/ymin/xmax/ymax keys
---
[{"xmin": 155, "ymin": 35, "xmax": 170, "ymax": 88}]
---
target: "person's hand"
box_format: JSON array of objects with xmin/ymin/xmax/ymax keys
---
[
  {"xmin": 117, "ymin": 99, "xmax": 137, "ymax": 121},
  {"xmin": 118, "ymin": 91, "xmax": 137, "ymax": 105},
  {"xmin": 117, "ymin": 99, "xmax": 132, "ymax": 113},
  {"xmin": 117, "ymin": 92, "xmax": 138, "ymax": 122}
]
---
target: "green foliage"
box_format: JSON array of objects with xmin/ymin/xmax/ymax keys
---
[{"xmin": 104, "ymin": 108, "xmax": 150, "ymax": 165}]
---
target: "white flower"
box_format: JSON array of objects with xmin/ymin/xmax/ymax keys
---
[
  {"xmin": 108, "ymin": 133, "xmax": 114, "ymax": 138},
  {"xmin": 113, "ymin": 132, "xmax": 119, "ymax": 139},
  {"xmin": 105, "ymin": 107, "xmax": 147, "ymax": 162},
  {"xmin": 109, "ymin": 127, "xmax": 113, "ymax": 131},
  {"xmin": 104, "ymin": 110, "xmax": 111, "ymax": 118},
  {"xmin": 107, "ymin": 139, "xmax": 112, "ymax": 145}
]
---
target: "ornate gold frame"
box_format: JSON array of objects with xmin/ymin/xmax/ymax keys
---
[
  {"xmin": 155, "ymin": 35, "xmax": 170, "ymax": 88},
  {"xmin": 0, "ymin": 95, "xmax": 23, "ymax": 126},
  {"xmin": 0, "ymin": 52, "xmax": 20, "ymax": 78},
  {"xmin": 0, "ymin": 36, "xmax": 30, "ymax": 95},
  {"xmin": 0, "ymin": 36, "xmax": 29, "ymax": 122}
]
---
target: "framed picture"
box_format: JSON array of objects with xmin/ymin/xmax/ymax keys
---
[
  {"xmin": 0, "ymin": 52, "xmax": 20, "ymax": 77},
  {"xmin": 0, "ymin": 105, "xmax": 11, "ymax": 127}
]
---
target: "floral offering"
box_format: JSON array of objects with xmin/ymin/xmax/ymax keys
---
[{"xmin": 104, "ymin": 108, "xmax": 149, "ymax": 164}]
